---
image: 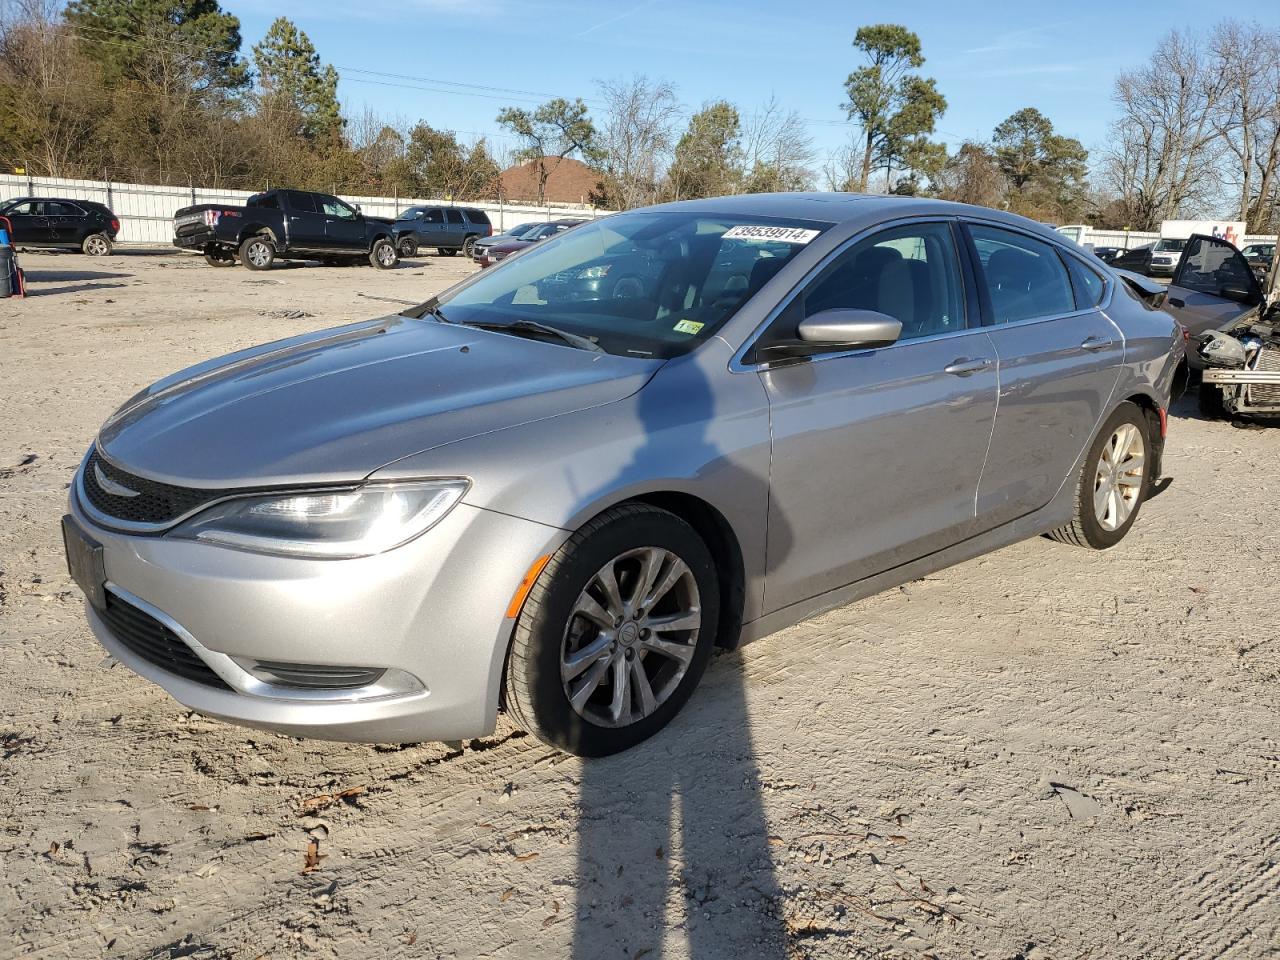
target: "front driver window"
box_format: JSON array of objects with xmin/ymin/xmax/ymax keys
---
[
  {"xmin": 321, "ymin": 197, "xmax": 358, "ymax": 220},
  {"xmin": 801, "ymin": 221, "xmax": 965, "ymax": 341}
]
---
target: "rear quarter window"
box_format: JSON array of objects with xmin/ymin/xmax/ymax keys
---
[{"xmin": 464, "ymin": 209, "xmax": 490, "ymax": 225}]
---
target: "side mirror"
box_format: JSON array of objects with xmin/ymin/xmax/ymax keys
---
[
  {"xmin": 798, "ymin": 309, "xmax": 903, "ymax": 348},
  {"xmin": 1221, "ymin": 285, "xmax": 1259, "ymax": 305},
  {"xmin": 755, "ymin": 309, "xmax": 902, "ymax": 362}
]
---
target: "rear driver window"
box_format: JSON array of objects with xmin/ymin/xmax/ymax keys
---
[
  {"xmin": 445, "ymin": 209, "xmax": 464, "ymax": 224},
  {"xmin": 970, "ymin": 225, "xmax": 1075, "ymax": 324}
]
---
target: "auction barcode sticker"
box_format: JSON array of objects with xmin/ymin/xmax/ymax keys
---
[{"xmin": 723, "ymin": 225, "xmax": 821, "ymax": 244}]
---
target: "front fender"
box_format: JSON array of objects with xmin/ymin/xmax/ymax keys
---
[{"xmin": 371, "ymin": 340, "xmax": 775, "ymax": 622}]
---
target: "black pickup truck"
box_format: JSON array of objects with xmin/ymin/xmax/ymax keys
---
[{"xmin": 173, "ymin": 188, "xmax": 399, "ymax": 270}]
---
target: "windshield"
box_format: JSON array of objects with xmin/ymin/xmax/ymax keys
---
[
  {"xmin": 506, "ymin": 222, "xmax": 539, "ymax": 238},
  {"xmin": 421, "ymin": 210, "xmax": 830, "ymax": 358},
  {"xmin": 1155, "ymin": 239, "xmax": 1188, "ymax": 252},
  {"xmin": 398, "ymin": 207, "xmax": 425, "ymax": 220}
]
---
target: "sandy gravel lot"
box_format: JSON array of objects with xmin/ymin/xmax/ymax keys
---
[{"xmin": 1, "ymin": 248, "xmax": 1277, "ymax": 960}]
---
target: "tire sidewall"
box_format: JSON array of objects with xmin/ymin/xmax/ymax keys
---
[
  {"xmin": 397, "ymin": 237, "xmax": 418, "ymax": 257},
  {"xmin": 1077, "ymin": 402, "xmax": 1152, "ymax": 549},
  {"xmin": 239, "ymin": 236, "xmax": 274, "ymax": 271},
  {"xmin": 82, "ymin": 233, "xmax": 111, "ymax": 256},
  {"xmin": 370, "ymin": 239, "xmax": 398, "ymax": 269},
  {"xmin": 517, "ymin": 509, "xmax": 720, "ymax": 757}
]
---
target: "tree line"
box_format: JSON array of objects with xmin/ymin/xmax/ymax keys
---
[{"xmin": 2, "ymin": 1, "xmax": 1277, "ymax": 231}]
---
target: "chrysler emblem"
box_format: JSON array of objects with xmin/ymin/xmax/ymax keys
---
[{"xmin": 94, "ymin": 462, "xmax": 141, "ymax": 498}]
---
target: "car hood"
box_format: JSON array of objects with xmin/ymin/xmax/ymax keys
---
[{"xmin": 97, "ymin": 316, "xmax": 661, "ymax": 488}]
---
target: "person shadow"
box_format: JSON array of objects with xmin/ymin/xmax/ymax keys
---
[{"xmin": 570, "ymin": 341, "xmax": 794, "ymax": 959}]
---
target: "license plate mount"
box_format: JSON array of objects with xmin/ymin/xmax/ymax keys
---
[{"xmin": 62, "ymin": 514, "xmax": 107, "ymax": 611}]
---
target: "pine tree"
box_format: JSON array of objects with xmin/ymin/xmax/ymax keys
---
[{"xmin": 252, "ymin": 17, "xmax": 342, "ymax": 143}]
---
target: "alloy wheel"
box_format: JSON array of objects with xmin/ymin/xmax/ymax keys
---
[
  {"xmin": 84, "ymin": 235, "xmax": 109, "ymax": 256},
  {"xmin": 560, "ymin": 546, "xmax": 701, "ymax": 728},
  {"xmin": 1093, "ymin": 422, "xmax": 1145, "ymax": 531},
  {"xmin": 246, "ymin": 241, "xmax": 271, "ymax": 268}
]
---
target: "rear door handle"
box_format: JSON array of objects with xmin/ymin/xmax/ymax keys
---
[
  {"xmin": 1081, "ymin": 336, "xmax": 1113, "ymax": 352},
  {"xmin": 943, "ymin": 357, "xmax": 992, "ymax": 376}
]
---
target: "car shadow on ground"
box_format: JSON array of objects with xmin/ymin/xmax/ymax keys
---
[
  {"xmin": 20, "ymin": 269, "xmax": 133, "ymax": 296},
  {"xmin": 572, "ymin": 353, "xmax": 790, "ymax": 958}
]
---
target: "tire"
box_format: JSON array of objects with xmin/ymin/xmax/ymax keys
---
[
  {"xmin": 1197, "ymin": 383, "xmax": 1226, "ymax": 420},
  {"xmin": 462, "ymin": 236, "xmax": 477, "ymax": 258},
  {"xmin": 504, "ymin": 503, "xmax": 720, "ymax": 757},
  {"xmin": 239, "ymin": 235, "xmax": 275, "ymax": 271},
  {"xmin": 203, "ymin": 248, "xmax": 236, "ymax": 268},
  {"xmin": 1047, "ymin": 401, "xmax": 1152, "ymax": 550},
  {"xmin": 370, "ymin": 238, "xmax": 399, "ymax": 270},
  {"xmin": 437, "ymin": 247, "xmax": 458, "ymax": 257},
  {"xmin": 397, "ymin": 236, "xmax": 418, "ymax": 257},
  {"xmin": 82, "ymin": 233, "xmax": 112, "ymax": 257}
]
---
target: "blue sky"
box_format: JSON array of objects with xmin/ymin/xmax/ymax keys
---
[{"xmin": 228, "ymin": 0, "xmax": 1280, "ymax": 166}]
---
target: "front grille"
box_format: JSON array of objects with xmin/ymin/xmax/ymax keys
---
[
  {"xmin": 81, "ymin": 448, "xmax": 233, "ymax": 527},
  {"xmin": 100, "ymin": 591, "xmax": 231, "ymax": 690},
  {"xmin": 1248, "ymin": 348, "xmax": 1280, "ymax": 406}
]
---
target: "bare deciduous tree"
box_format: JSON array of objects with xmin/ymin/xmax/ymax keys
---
[
  {"xmin": 1104, "ymin": 29, "xmax": 1231, "ymax": 229},
  {"xmin": 740, "ymin": 95, "xmax": 814, "ymax": 193},
  {"xmin": 596, "ymin": 74, "xmax": 681, "ymax": 209}
]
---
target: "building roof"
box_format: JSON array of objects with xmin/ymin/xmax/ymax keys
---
[{"xmin": 499, "ymin": 157, "xmax": 601, "ymax": 206}]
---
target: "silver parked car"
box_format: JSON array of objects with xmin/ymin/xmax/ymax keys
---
[{"xmin": 63, "ymin": 194, "xmax": 1184, "ymax": 756}]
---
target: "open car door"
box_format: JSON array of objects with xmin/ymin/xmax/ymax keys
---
[{"xmin": 1166, "ymin": 234, "xmax": 1265, "ymax": 365}]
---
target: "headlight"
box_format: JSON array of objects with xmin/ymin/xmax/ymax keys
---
[
  {"xmin": 576, "ymin": 264, "xmax": 612, "ymax": 280},
  {"xmin": 169, "ymin": 480, "xmax": 468, "ymax": 558}
]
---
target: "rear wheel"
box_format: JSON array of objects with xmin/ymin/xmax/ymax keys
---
[
  {"xmin": 397, "ymin": 236, "xmax": 418, "ymax": 257},
  {"xmin": 462, "ymin": 235, "xmax": 477, "ymax": 258},
  {"xmin": 504, "ymin": 503, "xmax": 719, "ymax": 757},
  {"xmin": 203, "ymin": 248, "xmax": 236, "ymax": 267},
  {"xmin": 370, "ymin": 238, "xmax": 398, "ymax": 269},
  {"xmin": 82, "ymin": 233, "xmax": 112, "ymax": 257},
  {"xmin": 239, "ymin": 235, "xmax": 275, "ymax": 271},
  {"xmin": 1047, "ymin": 401, "xmax": 1151, "ymax": 550}
]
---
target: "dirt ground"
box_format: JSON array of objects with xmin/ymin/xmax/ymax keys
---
[{"xmin": 1, "ymin": 248, "xmax": 1277, "ymax": 960}]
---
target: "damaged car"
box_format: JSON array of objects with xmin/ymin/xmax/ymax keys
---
[{"xmin": 1164, "ymin": 234, "xmax": 1280, "ymax": 419}]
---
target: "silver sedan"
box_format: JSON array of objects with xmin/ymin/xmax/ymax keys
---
[{"xmin": 63, "ymin": 194, "xmax": 1184, "ymax": 756}]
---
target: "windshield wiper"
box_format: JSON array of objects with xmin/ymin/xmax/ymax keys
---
[{"xmin": 461, "ymin": 319, "xmax": 603, "ymax": 353}]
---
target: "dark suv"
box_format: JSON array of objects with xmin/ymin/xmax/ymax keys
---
[
  {"xmin": 0, "ymin": 197, "xmax": 120, "ymax": 256},
  {"xmin": 392, "ymin": 206, "xmax": 492, "ymax": 258}
]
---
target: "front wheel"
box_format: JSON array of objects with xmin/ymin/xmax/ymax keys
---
[
  {"xmin": 82, "ymin": 233, "xmax": 112, "ymax": 257},
  {"xmin": 504, "ymin": 504, "xmax": 720, "ymax": 757},
  {"xmin": 239, "ymin": 235, "xmax": 275, "ymax": 271},
  {"xmin": 397, "ymin": 236, "xmax": 418, "ymax": 257},
  {"xmin": 370, "ymin": 238, "xmax": 399, "ymax": 269},
  {"xmin": 1047, "ymin": 401, "xmax": 1151, "ymax": 550}
]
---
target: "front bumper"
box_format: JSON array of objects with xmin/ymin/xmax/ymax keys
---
[
  {"xmin": 69, "ymin": 489, "xmax": 566, "ymax": 743},
  {"xmin": 1148, "ymin": 261, "xmax": 1176, "ymax": 276}
]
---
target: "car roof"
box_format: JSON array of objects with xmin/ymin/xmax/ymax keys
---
[{"xmin": 639, "ymin": 192, "xmax": 1069, "ymax": 243}]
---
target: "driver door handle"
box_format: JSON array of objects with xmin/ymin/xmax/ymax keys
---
[
  {"xmin": 943, "ymin": 357, "xmax": 992, "ymax": 377},
  {"xmin": 1081, "ymin": 336, "xmax": 1113, "ymax": 352}
]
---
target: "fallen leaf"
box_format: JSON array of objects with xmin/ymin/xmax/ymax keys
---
[
  {"xmin": 500, "ymin": 888, "xmax": 515, "ymax": 903},
  {"xmin": 405, "ymin": 931, "xmax": 417, "ymax": 946},
  {"xmin": 888, "ymin": 835, "xmax": 908, "ymax": 844},
  {"xmin": 187, "ymin": 804, "xmax": 217, "ymax": 812},
  {"xmin": 655, "ymin": 846, "xmax": 664, "ymax": 859},
  {"xmin": 541, "ymin": 915, "xmax": 557, "ymax": 929},
  {"xmin": 46, "ymin": 842, "xmax": 59, "ymax": 857},
  {"xmin": 514, "ymin": 852, "xmax": 538, "ymax": 862},
  {"xmin": 302, "ymin": 838, "xmax": 325, "ymax": 874},
  {"xmin": 1188, "ymin": 586, "xmax": 1205, "ymax": 594},
  {"xmin": 767, "ymin": 836, "xmax": 784, "ymax": 846}
]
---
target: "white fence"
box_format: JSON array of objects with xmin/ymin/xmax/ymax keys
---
[
  {"xmin": 1056, "ymin": 225, "xmax": 1277, "ymax": 251},
  {"xmin": 0, "ymin": 173, "xmax": 605, "ymax": 245}
]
